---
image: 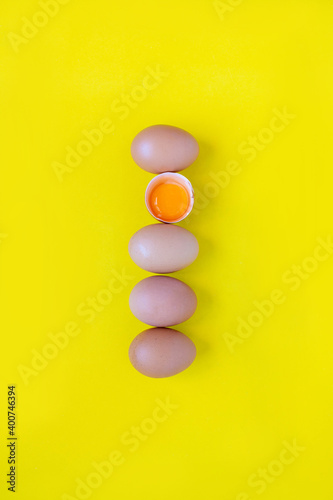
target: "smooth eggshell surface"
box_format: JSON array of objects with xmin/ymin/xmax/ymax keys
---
[
  {"xmin": 128, "ymin": 328, "xmax": 196, "ymax": 378},
  {"xmin": 129, "ymin": 276, "xmax": 197, "ymax": 326},
  {"xmin": 128, "ymin": 224, "xmax": 199, "ymax": 273},
  {"xmin": 131, "ymin": 124, "xmax": 199, "ymax": 174}
]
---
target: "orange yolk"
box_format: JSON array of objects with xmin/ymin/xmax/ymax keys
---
[{"xmin": 149, "ymin": 181, "xmax": 189, "ymax": 222}]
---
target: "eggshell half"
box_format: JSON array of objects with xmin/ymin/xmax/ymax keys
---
[
  {"xmin": 129, "ymin": 327, "xmax": 196, "ymax": 378},
  {"xmin": 145, "ymin": 172, "xmax": 194, "ymax": 223},
  {"xmin": 129, "ymin": 276, "xmax": 197, "ymax": 326},
  {"xmin": 131, "ymin": 124, "xmax": 199, "ymax": 173},
  {"xmin": 129, "ymin": 223, "xmax": 199, "ymax": 273}
]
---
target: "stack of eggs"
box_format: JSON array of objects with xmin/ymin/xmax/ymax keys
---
[{"xmin": 128, "ymin": 125, "xmax": 200, "ymax": 378}]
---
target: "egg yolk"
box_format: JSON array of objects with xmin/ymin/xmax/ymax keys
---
[{"xmin": 149, "ymin": 181, "xmax": 190, "ymax": 222}]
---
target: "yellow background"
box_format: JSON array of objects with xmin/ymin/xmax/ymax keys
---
[{"xmin": 1, "ymin": 0, "xmax": 333, "ymax": 499}]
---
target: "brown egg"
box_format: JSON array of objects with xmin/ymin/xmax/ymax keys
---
[
  {"xmin": 129, "ymin": 276, "xmax": 197, "ymax": 326},
  {"xmin": 129, "ymin": 327, "xmax": 196, "ymax": 378},
  {"xmin": 128, "ymin": 224, "xmax": 199, "ymax": 273},
  {"xmin": 131, "ymin": 124, "xmax": 199, "ymax": 173}
]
